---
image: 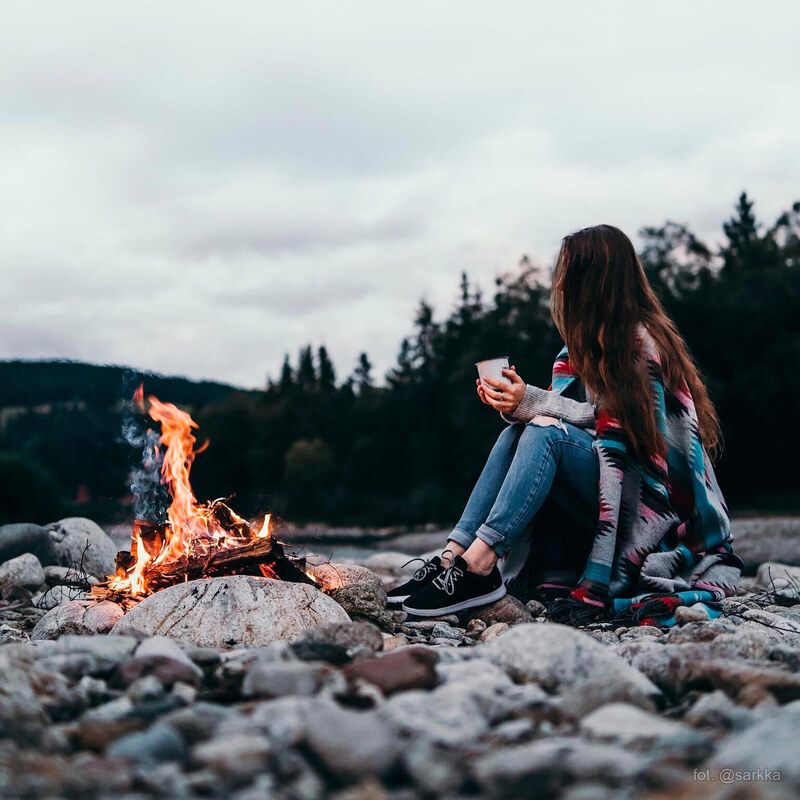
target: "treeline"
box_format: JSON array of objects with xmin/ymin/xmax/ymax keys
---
[{"xmin": 2, "ymin": 193, "xmax": 799, "ymax": 526}]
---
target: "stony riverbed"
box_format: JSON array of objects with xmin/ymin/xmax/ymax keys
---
[{"xmin": 1, "ymin": 517, "xmax": 799, "ymax": 799}]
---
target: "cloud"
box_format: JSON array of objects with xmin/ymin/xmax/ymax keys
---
[{"xmin": 0, "ymin": 1, "xmax": 798, "ymax": 388}]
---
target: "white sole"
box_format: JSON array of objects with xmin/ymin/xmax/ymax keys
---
[
  {"xmin": 387, "ymin": 594, "xmax": 410, "ymax": 605},
  {"xmin": 402, "ymin": 585, "xmax": 507, "ymax": 617}
]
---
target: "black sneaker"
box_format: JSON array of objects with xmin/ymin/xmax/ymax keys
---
[
  {"xmin": 386, "ymin": 556, "xmax": 445, "ymax": 607},
  {"xmin": 402, "ymin": 555, "xmax": 507, "ymax": 617}
]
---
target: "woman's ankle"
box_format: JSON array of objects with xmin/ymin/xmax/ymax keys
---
[
  {"xmin": 462, "ymin": 539, "xmax": 499, "ymax": 575},
  {"xmin": 441, "ymin": 543, "xmax": 465, "ymax": 567}
]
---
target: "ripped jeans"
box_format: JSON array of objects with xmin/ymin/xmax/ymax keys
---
[{"xmin": 448, "ymin": 419, "xmax": 599, "ymax": 572}]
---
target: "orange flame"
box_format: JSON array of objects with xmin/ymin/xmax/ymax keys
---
[{"xmin": 109, "ymin": 388, "xmax": 273, "ymax": 596}]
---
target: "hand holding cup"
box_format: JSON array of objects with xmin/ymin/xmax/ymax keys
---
[{"xmin": 476, "ymin": 361, "xmax": 526, "ymax": 414}]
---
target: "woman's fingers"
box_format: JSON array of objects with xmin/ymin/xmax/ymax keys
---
[{"xmin": 501, "ymin": 368, "xmax": 524, "ymax": 384}]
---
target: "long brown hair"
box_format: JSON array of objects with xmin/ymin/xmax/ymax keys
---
[{"xmin": 550, "ymin": 224, "xmax": 721, "ymax": 460}]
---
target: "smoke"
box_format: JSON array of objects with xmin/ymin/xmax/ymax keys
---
[{"xmin": 121, "ymin": 371, "xmax": 169, "ymax": 522}]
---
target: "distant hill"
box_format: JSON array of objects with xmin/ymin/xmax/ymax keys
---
[{"xmin": 0, "ymin": 360, "xmax": 245, "ymax": 409}]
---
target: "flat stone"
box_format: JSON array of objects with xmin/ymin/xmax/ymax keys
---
[
  {"xmin": 193, "ymin": 733, "xmax": 272, "ymax": 784},
  {"xmin": 107, "ymin": 722, "xmax": 188, "ymax": 765},
  {"xmin": 0, "ymin": 553, "xmax": 45, "ymax": 590},
  {"xmin": 241, "ymin": 660, "xmax": 340, "ymax": 699},
  {"xmin": 473, "ymin": 736, "xmax": 645, "ymax": 798},
  {"xmin": 293, "ymin": 620, "xmax": 384, "ymax": 654},
  {"xmin": 118, "ymin": 636, "xmax": 204, "ymax": 687},
  {"xmin": 111, "ymin": 575, "xmax": 350, "ymax": 647},
  {"xmin": 479, "ymin": 622, "xmax": 510, "ymax": 643},
  {"xmin": 303, "ymin": 702, "xmax": 401, "ymax": 781},
  {"xmin": 711, "ymin": 699, "xmax": 800, "ymax": 783},
  {"xmin": 580, "ymin": 702, "xmax": 711, "ymax": 758},
  {"xmin": 342, "ymin": 647, "xmax": 438, "ymax": 696},
  {"xmin": 45, "ymin": 518, "xmax": 118, "ymax": 579},
  {"xmin": 485, "ymin": 622, "xmax": 660, "ymax": 715}
]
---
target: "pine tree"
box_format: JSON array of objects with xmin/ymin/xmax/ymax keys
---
[
  {"xmin": 279, "ymin": 354, "xmax": 294, "ymax": 391},
  {"xmin": 722, "ymin": 192, "xmax": 760, "ymax": 272},
  {"xmin": 297, "ymin": 346, "xmax": 316, "ymax": 392},
  {"xmin": 353, "ymin": 352, "xmax": 373, "ymax": 394},
  {"xmin": 317, "ymin": 346, "xmax": 336, "ymax": 392}
]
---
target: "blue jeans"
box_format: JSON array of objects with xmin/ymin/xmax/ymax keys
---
[{"xmin": 448, "ymin": 420, "xmax": 599, "ymax": 558}]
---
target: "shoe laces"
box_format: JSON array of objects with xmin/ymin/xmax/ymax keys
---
[
  {"xmin": 402, "ymin": 555, "xmax": 442, "ymax": 582},
  {"xmin": 433, "ymin": 560, "xmax": 464, "ymax": 596}
]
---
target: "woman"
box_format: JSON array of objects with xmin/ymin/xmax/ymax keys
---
[{"xmin": 391, "ymin": 224, "xmax": 742, "ymax": 625}]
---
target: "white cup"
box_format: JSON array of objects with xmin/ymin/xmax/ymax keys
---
[{"xmin": 476, "ymin": 356, "xmax": 512, "ymax": 388}]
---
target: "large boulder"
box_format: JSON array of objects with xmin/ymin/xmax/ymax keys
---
[
  {"xmin": 45, "ymin": 518, "xmax": 117, "ymax": 579},
  {"xmin": 0, "ymin": 553, "xmax": 45, "ymax": 590},
  {"xmin": 111, "ymin": 576, "xmax": 350, "ymax": 647},
  {"xmin": 732, "ymin": 518, "xmax": 800, "ymax": 570},
  {"xmin": 0, "ymin": 523, "xmax": 57, "ymax": 565},
  {"xmin": 484, "ymin": 622, "xmax": 660, "ymax": 715}
]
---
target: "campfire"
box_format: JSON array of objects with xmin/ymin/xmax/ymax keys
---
[{"xmin": 94, "ymin": 387, "xmax": 314, "ymax": 609}]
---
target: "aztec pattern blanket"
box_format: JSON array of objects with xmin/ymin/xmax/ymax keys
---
[{"xmin": 545, "ymin": 325, "xmax": 743, "ymax": 627}]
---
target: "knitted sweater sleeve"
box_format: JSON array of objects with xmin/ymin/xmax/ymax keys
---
[{"xmin": 500, "ymin": 384, "xmax": 597, "ymax": 428}]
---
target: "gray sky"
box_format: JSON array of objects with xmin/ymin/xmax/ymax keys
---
[{"xmin": 1, "ymin": 1, "xmax": 797, "ymax": 388}]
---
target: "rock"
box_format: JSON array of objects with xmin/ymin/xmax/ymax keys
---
[
  {"xmin": 31, "ymin": 600, "xmax": 91, "ymax": 639},
  {"xmin": 674, "ymin": 604, "xmax": 712, "ymax": 624},
  {"xmin": 756, "ymin": 561, "xmax": 800, "ymax": 600},
  {"xmin": 382, "ymin": 633, "xmax": 409, "ymax": 652},
  {"xmin": 711, "ymin": 699, "xmax": 800, "ymax": 783},
  {"xmin": 479, "ymin": 622, "xmax": 510, "ymax": 643},
  {"xmin": 362, "ymin": 552, "xmax": 418, "ymax": 575},
  {"xmin": 473, "ymin": 737, "xmax": 645, "ymax": 798},
  {"xmin": 111, "ymin": 575, "xmax": 350, "ymax": 647},
  {"xmin": 293, "ymin": 621, "xmax": 384, "ymax": 654},
  {"xmin": 0, "ymin": 553, "xmax": 45, "ymax": 590},
  {"xmin": 242, "ymin": 660, "xmax": 340, "ymax": 699},
  {"xmin": 381, "ymin": 685, "xmax": 489, "ymax": 746},
  {"xmin": 459, "ymin": 594, "xmax": 532, "ymax": 626},
  {"xmin": 526, "ymin": 599, "xmax": 546, "ymax": 617},
  {"xmin": 403, "ymin": 738, "xmax": 465, "ymax": 795},
  {"xmin": 82, "ymin": 601, "xmax": 124, "ymax": 633},
  {"xmin": 486, "ymin": 622, "xmax": 660, "ymax": 715},
  {"xmin": 430, "ymin": 622, "xmax": 463, "ymax": 641},
  {"xmin": 289, "ymin": 640, "xmax": 351, "ymax": 665},
  {"xmin": 684, "ymin": 690, "xmax": 753, "ymax": 731},
  {"xmin": 45, "ymin": 518, "xmax": 118, "ymax": 579},
  {"xmin": 118, "ymin": 636, "xmax": 204, "ymax": 687},
  {"xmin": 193, "ymin": 733, "xmax": 273, "ymax": 785},
  {"xmin": 343, "ymin": 647, "xmax": 438, "ymax": 696},
  {"xmin": 303, "ymin": 702, "xmax": 401, "ymax": 781},
  {"xmin": 43, "ymin": 565, "xmax": 87, "ymax": 587},
  {"xmin": 309, "ymin": 563, "xmax": 391, "ymax": 629},
  {"xmin": 107, "ymin": 722, "xmax": 188, "ymax": 765},
  {"xmin": 580, "ymin": 702, "xmax": 711, "ymax": 758},
  {"xmin": 0, "ymin": 646, "xmax": 48, "ymax": 745},
  {"xmin": 0, "ymin": 522, "xmax": 57, "ymax": 565},
  {"xmin": 733, "ymin": 518, "xmax": 800, "ymax": 570},
  {"xmin": 31, "ymin": 599, "xmax": 123, "ymax": 640},
  {"xmin": 34, "ymin": 584, "xmax": 89, "ymax": 610},
  {"xmin": 161, "ymin": 702, "xmax": 236, "ymax": 745},
  {"xmin": 465, "ymin": 618, "xmax": 487, "ymax": 636}
]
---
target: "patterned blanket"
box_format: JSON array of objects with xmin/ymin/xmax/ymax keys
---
[{"xmin": 545, "ymin": 326, "xmax": 743, "ymax": 627}]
